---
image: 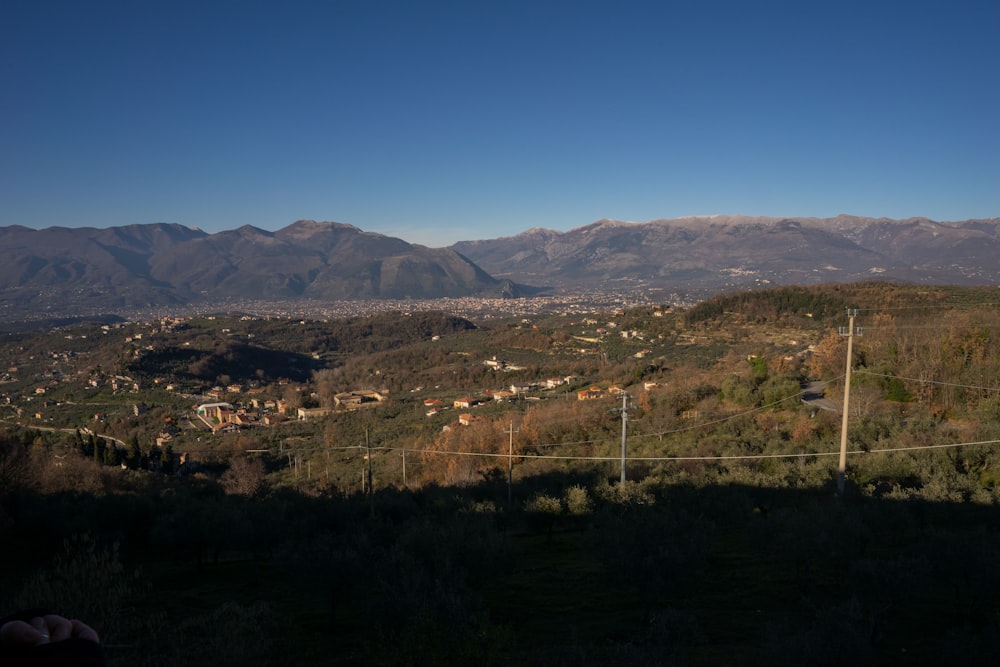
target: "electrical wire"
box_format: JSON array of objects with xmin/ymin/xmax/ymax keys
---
[
  {"xmin": 853, "ymin": 370, "xmax": 1000, "ymax": 393},
  {"xmin": 853, "ymin": 300, "xmax": 1000, "ymax": 313},
  {"xmin": 225, "ymin": 436, "xmax": 1000, "ymax": 464}
]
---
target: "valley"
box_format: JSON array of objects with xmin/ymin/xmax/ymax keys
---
[{"xmin": 2, "ymin": 282, "xmax": 1000, "ymax": 665}]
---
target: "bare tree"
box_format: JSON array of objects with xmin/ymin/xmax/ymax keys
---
[{"xmin": 221, "ymin": 456, "xmax": 267, "ymax": 497}]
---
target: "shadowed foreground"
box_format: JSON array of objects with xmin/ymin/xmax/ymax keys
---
[{"xmin": 2, "ymin": 463, "xmax": 999, "ymax": 666}]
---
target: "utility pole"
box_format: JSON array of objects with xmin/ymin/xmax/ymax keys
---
[
  {"xmin": 619, "ymin": 392, "xmax": 629, "ymax": 484},
  {"xmin": 504, "ymin": 421, "xmax": 519, "ymax": 507},
  {"xmin": 365, "ymin": 428, "xmax": 374, "ymax": 518},
  {"xmin": 837, "ymin": 309, "xmax": 861, "ymax": 496},
  {"xmin": 401, "ymin": 449, "xmax": 406, "ymax": 489}
]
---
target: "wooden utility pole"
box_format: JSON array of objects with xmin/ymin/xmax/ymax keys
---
[
  {"xmin": 619, "ymin": 392, "xmax": 629, "ymax": 484},
  {"xmin": 837, "ymin": 309, "xmax": 861, "ymax": 496},
  {"xmin": 505, "ymin": 421, "xmax": 519, "ymax": 507}
]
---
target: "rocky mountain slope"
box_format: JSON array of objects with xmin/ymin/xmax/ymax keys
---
[{"xmin": 450, "ymin": 215, "xmax": 1000, "ymax": 290}]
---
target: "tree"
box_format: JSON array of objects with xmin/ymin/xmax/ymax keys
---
[
  {"xmin": 524, "ymin": 492, "xmax": 562, "ymax": 539},
  {"xmin": 103, "ymin": 441, "xmax": 121, "ymax": 466},
  {"xmin": 221, "ymin": 456, "xmax": 267, "ymax": 497},
  {"xmin": 810, "ymin": 331, "xmax": 847, "ymax": 386},
  {"xmin": 126, "ymin": 436, "xmax": 143, "ymax": 469},
  {"xmin": 160, "ymin": 444, "xmax": 175, "ymax": 475},
  {"xmin": 313, "ymin": 368, "xmax": 341, "ymax": 409}
]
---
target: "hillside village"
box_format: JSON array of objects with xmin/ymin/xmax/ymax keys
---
[
  {"xmin": 5, "ymin": 282, "xmax": 1000, "ymax": 664},
  {"xmin": 2, "ymin": 306, "xmax": 677, "ymax": 439},
  {"xmin": 5, "ymin": 280, "xmax": 995, "ymax": 489},
  {"xmin": 0, "ymin": 295, "xmax": 836, "ymax": 488}
]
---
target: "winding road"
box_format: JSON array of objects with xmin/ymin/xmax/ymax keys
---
[{"xmin": 801, "ymin": 381, "xmax": 839, "ymax": 413}]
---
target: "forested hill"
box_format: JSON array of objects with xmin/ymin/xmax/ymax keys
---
[{"xmin": 683, "ymin": 281, "xmax": 976, "ymax": 327}]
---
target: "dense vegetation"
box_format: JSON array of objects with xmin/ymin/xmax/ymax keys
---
[{"xmin": 2, "ymin": 282, "xmax": 1000, "ymax": 665}]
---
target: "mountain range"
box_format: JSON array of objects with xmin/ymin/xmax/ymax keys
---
[
  {"xmin": 452, "ymin": 215, "xmax": 1000, "ymax": 291},
  {"xmin": 2, "ymin": 215, "xmax": 999, "ymax": 317},
  {"xmin": 0, "ymin": 220, "xmax": 524, "ymax": 313}
]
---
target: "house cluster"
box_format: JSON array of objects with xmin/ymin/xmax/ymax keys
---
[
  {"xmin": 85, "ymin": 374, "xmax": 142, "ymax": 393},
  {"xmin": 577, "ymin": 386, "xmax": 606, "ymax": 401},
  {"xmin": 573, "ymin": 317, "xmax": 659, "ymax": 350},
  {"xmin": 156, "ymin": 419, "xmax": 182, "ymax": 448},
  {"xmin": 421, "ymin": 375, "xmax": 589, "ymax": 430},
  {"xmin": 195, "ymin": 400, "xmax": 288, "ymax": 433},
  {"xmin": 422, "ymin": 376, "xmax": 578, "ymax": 420},
  {"xmin": 204, "ymin": 384, "xmax": 268, "ymax": 400},
  {"xmin": 576, "ymin": 385, "xmax": 626, "ymax": 401},
  {"xmin": 296, "ymin": 389, "xmax": 387, "ymax": 420},
  {"xmin": 577, "ymin": 381, "xmax": 661, "ymax": 401},
  {"xmin": 193, "ymin": 387, "xmax": 388, "ymax": 432}
]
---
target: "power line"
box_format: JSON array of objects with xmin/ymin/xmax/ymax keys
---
[
  {"xmin": 853, "ymin": 370, "xmax": 1000, "ymax": 393},
  {"xmin": 865, "ymin": 439, "xmax": 1000, "ymax": 454},
  {"xmin": 371, "ymin": 438, "xmax": 1000, "ymax": 463},
  {"xmin": 853, "ymin": 300, "xmax": 1000, "ymax": 313},
  {"xmin": 19, "ymin": 418, "xmax": 1000, "ymax": 465},
  {"xmin": 855, "ymin": 324, "xmax": 1000, "ymax": 333},
  {"xmin": 633, "ymin": 387, "xmax": 820, "ymax": 440}
]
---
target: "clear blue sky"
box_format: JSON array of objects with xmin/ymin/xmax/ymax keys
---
[{"xmin": 2, "ymin": 0, "xmax": 998, "ymax": 247}]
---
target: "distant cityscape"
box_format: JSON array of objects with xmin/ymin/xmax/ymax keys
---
[{"xmin": 1, "ymin": 287, "xmax": 700, "ymax": 330}]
